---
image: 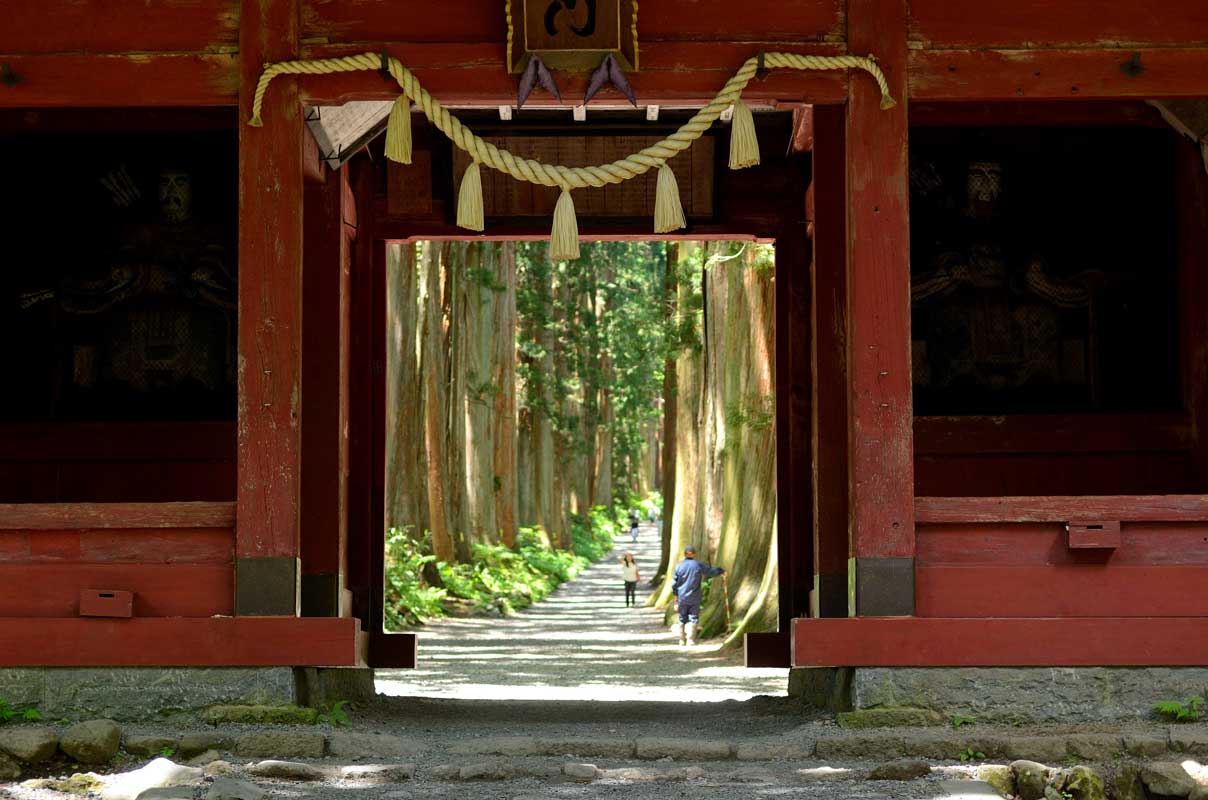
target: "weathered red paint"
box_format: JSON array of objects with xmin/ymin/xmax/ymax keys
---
[
  {"xmin": 0, "ymin": 617, "xmax": 363, "ymax": 667},
  {"xmin": 915, "ymin": 495, "xmax": 1208, "ymax": 524},
  {"xmin": 909, "ymin": 0, "xmax": 1208, "ymax": 49},
  {"xmin": 301, "ymin": 0, "xmax": 845, "ymax": 45},
  {"xmin": 6, "ymin": 0, "xmax": 239, "ymax": 54},
  {"xmin": 236, "ymin": 0, "xmax": 304, "ymax": 561},
  {"xmin": 917, "ymin": 522, "xmax": 1208, "ymax": 566},
  {"xmin": 0, "ymin": 502, "xmax": 235, "ymax": 530},
  {"xmin": 0, "ymin": 54, "xmax": 238, "ymax": 109},
  {"xmin": 846, "ymin": 0, "xmax": 915, "ymax": 562},
  {"xmin": 0, "ymin": 529, "xmax": 232, "ymax": 564},
  {"xmin": 909, "ymin": 48, "xmax": 1208, "ymax": 101},
  {"xmin": 794, "ymin": 617, "xmax": 1208, "ymax": 666}
]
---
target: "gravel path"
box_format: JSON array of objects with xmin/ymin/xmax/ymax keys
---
[{"xmin": 376, "ymin": 522, "xmax": 788, "ymax": 702}]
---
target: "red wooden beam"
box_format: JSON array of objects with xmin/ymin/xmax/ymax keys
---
[
  {"xmin": 6, "ymin": 0, "xmax": 239, "ymax": 54},
  {"xmin": 793, "ymin": 616, "xmax": 1208, "ymax": 666},
  {"xmin": 295, "ymin": 42, "xmax": 850, "ymax": 106},
  {"xmin": 301, "ymin": 0, "xmax": 845, "ymax": 45},
  {"xmin": 0, "ymin": 529, "xmax": 233, "ymax": 564},
  {"xmin": 909, "ymin": 48, "xmax": 1208, "ymax": 101},
  {"xmin": 909, "ymin": 100, "xmax": 1166, "ymax": 128},
  {"xmin": 915, "ymin": 495, "xmax": 1208, "ymax": 524},
  {"xmin": 917, "ymin": 521, "xmax": 1208, "ymax": 566},
  {"xmin": 845, "ymin": 0, "xmax": 915, "ymax": 615},
  {"xmin": 0, "ymin": 502, "xmax": 236, "ymax": 530},
  {"xmin": 914, "ymin": 414, "xmax": 1191, "ymax": 456},
  {"xmin": 236, "ymin": 0, "xmax": 304, "ymax": 564},
  {"xmin": 0, "ymin": 54, "xmax": 237, "ymax": 109},
  {"xmin": 0, "ymin": 564, "xmax": 232, "ymax": 618},
  {"xmin": 909, "ymin": 0, "xmax": 1208, "ymax": 49},
  {"xmin": 0, "ymin": 617, "xmax": 362, "ymax": 667}
]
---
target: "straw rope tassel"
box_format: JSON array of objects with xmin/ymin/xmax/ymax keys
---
[
  {"xmin": 384, "ymin": 94, "xmax": 413, "ymax": 164},
  {"xmin": 549, "ymin": 190, "xmax": 580, "ymax": 261},
  {"xmin": 654, "ymin": 163, "xmax": 686, "ymax": 233},
  {"xmin": 457, "ymin": 161, "xmax": 485, "ymax": 232},
  {"xmin": 728, "ymin": 99, "xmax": 760, "ymax": 169}
]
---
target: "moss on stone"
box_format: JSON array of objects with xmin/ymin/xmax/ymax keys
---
[
  {"xmin": 975, "ymin": 764, "xmax": 1015, "ymax": 798},
  {"xmin": 837, "ymin": 707, "xmax": 945, "ymax": 729},
  {"xmin": 201, "ymin": 705, "xmax": 320, "ymax": 725}
]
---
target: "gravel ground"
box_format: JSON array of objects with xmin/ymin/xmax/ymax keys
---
[{"xmin": 376, "ymin": 522, "xmax": 789, "ymax": 703}]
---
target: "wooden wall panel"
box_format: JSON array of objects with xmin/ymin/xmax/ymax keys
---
[
  {"xmin": 918, "ymin": 522, "xmax": 1208, "ymax": 567},
  {"xmin": 302, "ymin": 0, "xmax": 845, "ymax": 45},
  {"xmin": 0, "ymin": 54, "xmax": 238, "ymax": 108},
  {"xmin": 5, "ymin": 0, "xmax": 239, "ymax": 54},
  {"xmin": 0, "ymin": 529, "xmax": 232, "ymax": 564},
  {"xmin": 794, "ymin": 616, "xmax": 1208, "ymax": 667},
  {"xmin": 915, "ymin": 494, "xmax": 1208, "ymax": 524},
  {"xmin": 909, "ymin": 0, "xmax": 1208, "ymax": 49},
  {"xmin": 0, "ymin": 564, "xmax": 232, "ymax": 617},
  {"xmin": 917, "ymin": 565, "xmax": 1208, "ymax": 618}
]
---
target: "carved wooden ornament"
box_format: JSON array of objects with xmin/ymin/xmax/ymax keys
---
[{"xmin": 507, "ymin": 0, "xmax": 638, "ymax": 74}]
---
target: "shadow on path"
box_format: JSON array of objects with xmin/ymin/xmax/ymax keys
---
[{"xmin": 376, "ymin": 523, "xmax": 788, "ymax": 702}]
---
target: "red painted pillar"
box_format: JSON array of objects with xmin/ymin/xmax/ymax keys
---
[
  {"xmin": 845, "ymin": 0, "xmax": 915, "ymax": 616},
  {"xmin": 236, "ymin": 0, "xmax": 304, "ymax": 615},
  {"xmin": 809, "ymin": 104, "xmax": 850, "ymax": 618}
]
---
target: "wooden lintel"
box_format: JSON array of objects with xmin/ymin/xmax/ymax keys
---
[
  {"xmin": 0, "ymin": 54, "xmax": 237, "ymax": 108},
  {"xmin": 3, "ymin": 0, "xmax": 239, "ymax": 54},
  {"xmin": 0, "ymin": 502, "xmax": 235, "ymax": 530},
  {"xmin": 0, "ymin": 617, "xmax": 362, "ymax": 667},
  {"xmin": 794, "ymin": 616, "xmax": 1208, "ymax": 667},
  {"xmin": 909, "ymin": 48, "xmax": 1208, "ymax": 101},
  {"xmin": 296, "ymin": 42, "xmax": 849, "ymax": 107},
  {"xmin": 915, "ymin": 494, "xmax": 1208, "ymax": 524}
]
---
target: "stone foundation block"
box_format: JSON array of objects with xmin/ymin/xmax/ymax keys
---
[{"xmin": 635, "ymin": 737, "xmax": 732, "ymax": 760}]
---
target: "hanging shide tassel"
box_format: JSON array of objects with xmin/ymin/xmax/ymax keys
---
[
  {"xmin": 728, "ymin": 99, "xmax": 760, "ymax": 170},
  {"xmin": 549, "ymin": 189, "xmax": 580, "ymax": 261},
  {"xmin": 654, "ymin": 163, "xmax": 686, "ymax": 233},
  {"xmin": 456, "ymin": 161, "xmax": 485, "ymax": 232},
  {"xmin": 384, "ymin": 95, "xmax": 413, "ymax": 165}
]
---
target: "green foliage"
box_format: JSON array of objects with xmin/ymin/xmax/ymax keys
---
[
  {"xmin": 951, "ymin": 714, "xmax": 976, "ymax": 730},
  {"xmin": 0, "ymin": 697, "xmax": 40, "ymax": 724},
  {"xmin": 384, "ymin": 528, "xmax": 447, "ymax": 629},
  {"xmin": 1153, "ymin": 694, "xmax": 1205, "ymax": 722},
  {"xmin": 384, "ymin": 493, "xmax": 642, "ymax": 628},
  {"xmin": 159, "ymin": 746, "xmax": 176, "ymax": 758},
  {"xmin": 317, "ymin": 700, "xmax": 351, "ymax": 727},
  {"xmin": 958, "ymin": 747, "xmax": 986, "ymax": 762}
]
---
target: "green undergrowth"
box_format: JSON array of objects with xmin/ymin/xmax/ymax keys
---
[{"xmin": 385, "ymin": 500, "xmax": 636, "ymax": 629}]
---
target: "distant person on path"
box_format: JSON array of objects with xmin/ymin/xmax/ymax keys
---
[
  {"xmin": 671, "ymin": 545, "xmax": 725, "ymax": 646},
  {"xmin": 620, "ymin": 552, "xmax": 640, "ymax": 607},
  {"xmin": 629, "ymin": 510, "xmax": 640, "ymax": 543}
]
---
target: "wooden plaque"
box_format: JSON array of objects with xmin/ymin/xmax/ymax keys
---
[{"xmin": 507, "ymin": 0, "xmax": 638, "ymax": 73}]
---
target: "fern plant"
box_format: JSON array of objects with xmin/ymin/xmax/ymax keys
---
[
  {"xmin": 958, "ymin": 747, "xmax": 986, "ymax": 762},
  {"xmin": 0, "ymin": 698, "xmax": 41, "ymax": 724},
  {"xmin": 1153, "ymin": 695, "xmax": 1205, "ymax": 722}
]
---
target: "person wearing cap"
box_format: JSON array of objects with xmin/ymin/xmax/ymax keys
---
[{"xmin": 670, "ymin": 545, "xmax": 725, "ymax": 646}]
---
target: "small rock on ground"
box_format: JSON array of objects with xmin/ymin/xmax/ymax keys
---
[
  {"xmin": 60, "ymin": 719, "xmax": 122, "ymax": 764},
  {"xmin": 339, "ymin": 764, "xmax": 415, "ymax": 783},
  {"xmin": 186, "ymin": 750, "xmax": 223, "ymax": 766},
  {"xmin": 204, "ymin": 761, "xmax": 236, "ymax": 778},
  {"xmin": 134, "ymin": 788, "xmax": 195, "ymax": 800},
  {"xmin": 868, "ymin": 758, "xmax": 931, "ymax": 781},
  {"xmin": 1140, "ymin": 762, "xmax": 1197, "ymax": 797},
  {"xmin": 178, "ymin": 733, "xmax": 231, "ymax": 758},
  {"xmin": 0, "ymin": 726, "xmax": 59, "ymax": 763},
  {"xmin": 206, "ymin": 777, "xmax": 266, "ymax": 800},
  {"xmin": 634, "ymin": 737, "xmax": 731, "ymax": 760},
  {"xmin": 0, "ymin": 752, "xmax": 19, "ymax": 781},
  {"xmin": 247, "ymin": 759, "xmax": 325, "ymax": 781},
  {"xmin": 123, "ymin": 735, "xmax": 178, "ymax": 757},
  {"xmin": 235, "ymin": 731, "xmax": 325, "ymax": 759},
  {"xmin": 1011, "ymin": 760, "xmax": 1051, "ymax": 800},
  {"xmin": 561, "ymin": 762, "xmax": 598, "ymax": 780},
  {"xmin": 327, "ymin": 731, "xmax": 422, "ymax": 758},
  {"xmin": 975, "ymin": 764, "xmax": 1015, "ymax": 798}
]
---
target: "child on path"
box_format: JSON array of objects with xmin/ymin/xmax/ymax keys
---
[
  {"xmin": 629, "ymin": 511, "xmax": 640, "ymax": 543},
  {"xmin": 620, "ymin": 552, "xmax": 640, "ymax": 607},
  {"xmin": 670, "ymin": 545, "xmax": 725, "ymax": 645}
]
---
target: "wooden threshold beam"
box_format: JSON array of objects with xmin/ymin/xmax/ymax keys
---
[
  {"xmin": 915, "ymin": 495, "xmax": 1208, "ymax": 524},
  {"xmin": 0, "ymin": 54, "xmax": 237, "ymax": 108},
  {"xmin": 794, "ymin": 617, "xmax": 1208, "ymax": 667},
  {"xmin": 0, "ymin": 617, "xmax": 363, "ymax": 667},
  {"xmin": 0, "ymin": 502, "xmax": 236, "ymax": 530}
]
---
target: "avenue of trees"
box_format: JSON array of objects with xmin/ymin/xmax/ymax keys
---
[{"xmin": 384, "ymin": 239, "xmax": 777, "ymax": 644}]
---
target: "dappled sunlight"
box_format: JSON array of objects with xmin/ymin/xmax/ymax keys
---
[{"xmin": 376, "ymin": 523, "xmax": 788, "ymax": 703}]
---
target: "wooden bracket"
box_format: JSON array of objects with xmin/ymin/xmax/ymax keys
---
[
  {"xmin": 79, "ymin": 589, "xmax": 134, "ymax": 618},
  {"xmin": 1067, "ymin": 520, "xmax": 1122, "ymax": 549}
]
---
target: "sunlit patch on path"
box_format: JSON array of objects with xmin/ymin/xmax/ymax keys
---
[{"xmin": 376, "ymin": 523, "xmax": 788, "ymax": 702}]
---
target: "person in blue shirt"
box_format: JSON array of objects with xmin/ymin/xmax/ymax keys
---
[{"xmin": 670, "ymin": 545, "xmax": 725, "ymax": 646}]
